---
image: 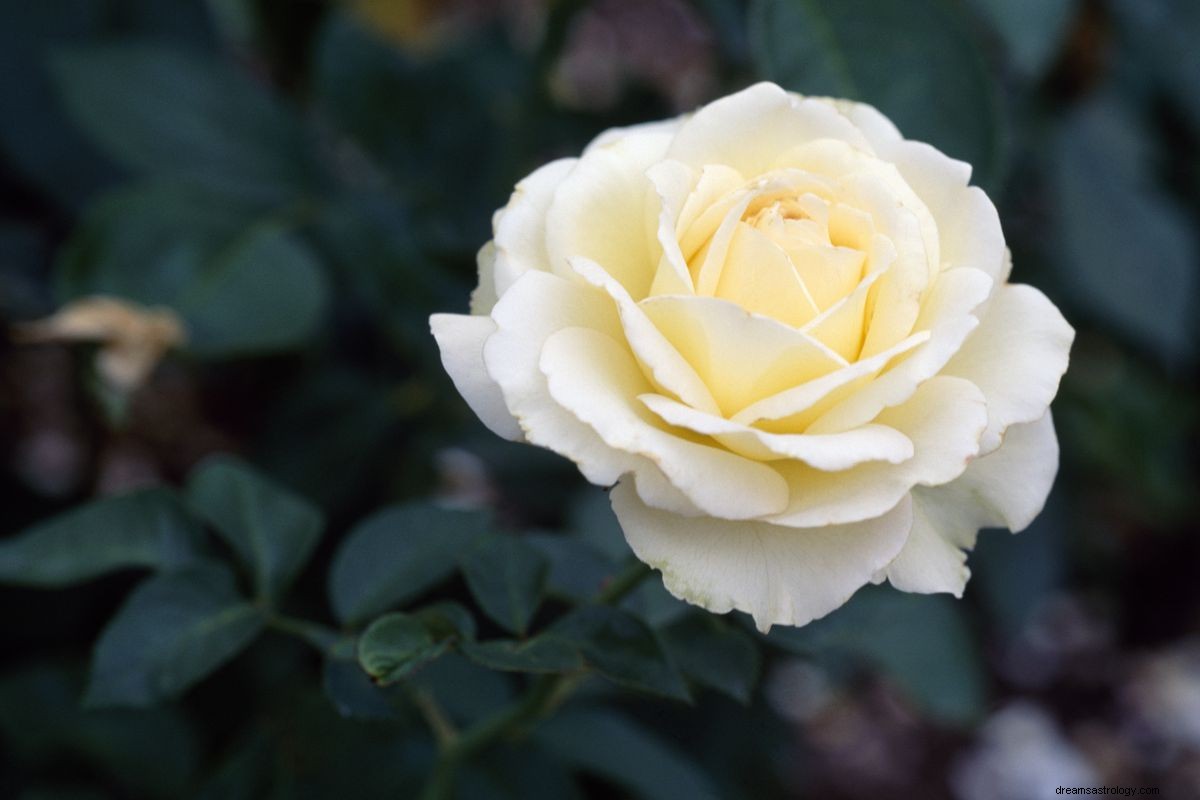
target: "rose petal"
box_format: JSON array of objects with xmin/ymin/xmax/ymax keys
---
[
  {"xmin": 641, "ymin": 294, "xmax": 847, "ymax": 415},
  {"xmin": 667, "ymin": 82, "xmax": 869, "ymax": 178},
  {"xmin": 539, "ymin": 326, "xmax": 789, "ymax": 520},
  {"xmin": 769, "ymin": 375, "xmax": 987, "ymax": 527},
  {"xmin": 808, "ymin": 266, "xmax": 993, "ymax": 434},
  {"xmin": 943, "ymin": 284, "xmax": 1074, "ymax": 453},
  {"xmin": 640, "ymin": 392, "xmax": 913, "ymax": 470},
  {"xmin": 545, "ymin": 130, "xmax": 672, "ymax": 299},
  {"xmin": 570, "ymin": 256, "xmax": 720, "ymax": 415},
  {"xmin": 612, "ymin": 481, "xmax": 913, "ymax": 632},
  {"xmin": 430, "ymin": 313, "xmax": 522, "ymax": 441},
  {"xmin": 493, "ymin": 158, "xmax": 576, "ymax": 295},
  {"xmin": 885, "ymin": 412, "xmax": 1060, "ymax": 595}
]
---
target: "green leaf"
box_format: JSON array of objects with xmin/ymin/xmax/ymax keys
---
[
  {"xmin": 534, "ymin": 708, "xmax": 719, "ymax": 800},
  {"xmin": 552, "ymin": 606, "xmax": 689, "ymax": 700},
  {"xmin": 329, "ymin": 503, "xmax": 490, "ymax": 625},
  {"xmin": 0, "ymin": 662, "xmax": 201, "ymax": 797},
  {"xmin": 460, "ymin": 534, "xmax": 548, "ymax": 635},
  {"xmin": 56, "ymin": 180, "xmax": 329, "ymax": 357},
  {"xmin": 321, "ymin": 658, "xmax": 401, "ymax": 721},
  {"xmin": 357, "ymin": 613, "xmax": 449, "ymax": 685},
  {"xmin": 85, "ymin": 562, "xmax": 265, "ymax": 708},
  {"xmin": 0, "ymin": 488, "xmax": 204, "ymax": 587},
  {"xmin": 413, "ymin": 601, "xmax": 477, "ymax": 642},
  {"xmin": 968, "ymin": 0, "xmax": 1076, "ymax": 76},
  {"xmin": 661, "ymin": 614, "xmax": 761, "ymax": 704},
  {"xmin": 459, "ymin": 636, "xmax": 583, "ymax": 674},
  {"xmin": 525, "ymin": 532, "xmax": 616, "ymax": 602},
  {"xmin": 185, "ymin": 455, "xmax": 323, "ymax": 603},
  {"xmin": 49, "ymin": 42, "xmax": 313, "ymax": 201},
  {"xmin": 768, "ymin": 585, "xmax": 986, "ymax": 723},
  {"xmin": 749, "ymin": 0, "xmax": 1006, "ymax": 189},
  {"xmin": 1051, "ymin": 97, "xmax": 1199, "ymax": 365}
]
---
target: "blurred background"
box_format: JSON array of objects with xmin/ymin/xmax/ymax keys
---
[{"xmin": 1, "ymin": 0, "xmax": 1199, "ymax": 798}]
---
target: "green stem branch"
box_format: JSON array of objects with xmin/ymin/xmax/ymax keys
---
[{"xmin": 416, "ymin": 558, "xmax": 653, "ymax": 799}]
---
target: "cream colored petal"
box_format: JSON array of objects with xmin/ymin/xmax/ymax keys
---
[
  {"xmin": 612, "ymin": 481, "xmax": 913, "ymax": 632},
  {"xmin": 640, "ymin": 393, "xmax": 913, "ymax": 470},
  {"xmin": 430, "ymin": 313, "xmax": 523, "ymax": 441},
  {"xmin": 714, "ymin": 223, "xmax": 819, "ymax": 326},
  {"xmin": 942, "ymin": 284, "xmax": 1074, "ymax": 453},
  {"xmin": 640, "ymin": 294, "xmax": 846, "ymax": 416},
  {"xmin": 733, "ymin": 330, "xmax": 930, "ymax": 431},
  {"xmin": 818, "ymin": 97, "xmax": 902, "ymax": 152},
  {"xmin": 545, "ymin": 132, "xmax": 669, "ymax": 299},
  {"xmin": 570, "ymin": 256, "xmax": 719, "ymax": 415},
  {"xmin": 667, "ymin": 82, "xmax": 869, "ymax": 178},
  {"xmin": 808, "ymin": 267, "xmax": 993, "ymax": 434},
  {"xmin": 770, "ymin": 375, "xmax": 987, "ymax": 527},
  {"xmin": 885, "ymin": 412, "xmax": 1060, "ymax": 595},
  {"xmin": 539, "ymin": 326, "xmax": 788, "ymax": 520},
  {"xmin": 644, "ymin": 160, "xmax": 697, "ymax": 296},
  {"xmin": 471, "ymin": 242, "xmax": 500, "ymax": 315},
  {"xmin": 482, "ymin": 271, "xmax": 626, "ymax": 485},
  {"xmin": 493, "ymin": 158, "xmax": 576, "ymax": 295},
  {"xmin": 584, "ymin": 117, "xmax": 685, "ymax": 152},
  {"xmin": 799, "ymin": 235, "xmax": 893, "ymax": 360}
]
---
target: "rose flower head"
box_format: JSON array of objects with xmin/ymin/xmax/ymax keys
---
[{"xmin": 431, "ymin": 83, "xmax": 1073, "ymax": 632}]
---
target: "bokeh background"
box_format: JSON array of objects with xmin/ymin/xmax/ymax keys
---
[{"xmin": 2, "ymin": 0, "xmax": 1199, "ymax": 798}]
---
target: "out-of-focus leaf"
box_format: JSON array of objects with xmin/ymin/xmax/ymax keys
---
[
  {"xmin": 329, "ymin": 503, "xmax": 490, "ymax": 625},
  {"xmin": 357, "ymin": 612, "xmax": 449, "ymax": 685},
  {"xmin": 0, "ymin": 662, "xmax": 200, "ymax": 797},
  {"xmin": 413, "ymin": 601, "xmax": 477, "ymax": 642},
  {"xmin": 1052, "ymin": 97, "xmax": 1199, "ymax": 365},
  {"xmin": 464, "ymin": 744, "xmax": 586, "ymax": 800},
  {"xmin": 460, "ymin": 636, "xmax": 584, "ymax": 674},
  {"xmin": 49, "ymin": 42, "xmax": 313, "ymax": 202},
  {"xmin": 749, "ymin": 0, "xmax": 1007, "ymax": 189},
  {"xmin": 312, "ymin": 13, "xmax": 527, "ymax": 252},
  {"xmin": 968, "ymin": 0, "xmax": 1076, "ymax": 76},
  {"xmin": 185, "ymin": 455, "xmax": 323, "ymax": 603},
  {"xmin": 525, "ymin": 532, "xmax": 616, "ymax": 602},
  {"xmin": 460, "ymin": 534, "xmax": 549, "ymax": 635},
  {"xmin": 768, "ymin": 585, "xmax": 986, "ymax": 724},
  {"xmin": 195, "ymin": 732, "xmax": 272, "ymax": 800},
  {"xmin": 566, "ymin": 489, "xmax": 628, "ymax": 563},
  {"xmin": 56, "ymin": 180, "xmax": 329, "ymax": 357},
  {"xmin": 534, "ymin": 708, "xmax": 719, "ymax": 800},
  {"xmin": 0, "ymin": 3, "xmax": 119, "ymax": 209},
  {"xmin": 970, "ymin": 498, "xmax": 1067, "ymax": 637},
  {"xmin": 85, "ymin": 562, "xmax": 265, "ymax": 708},
  {"xmin": 322, "ymin": 658, "xmax": 401, "ymax": 721},
  {"xmin": 1111, "ymin": 0, "xmax": 1200, "ymax": 129},
  {"xmin": 624, "ymin": 577, "xmax": 689, "ymax": 628},
  {"xmin": 407, "ymin": 654, "xmax": 516, "ymax": 728},
  {"xmin": 0, "ymin": 489, "xmax": 204, "ymax": 587},
  {"xmin": 661, "ymin": 614, "xmax": 760, "ymax": 704},
  {"xmin": 552, "ymin": 606, "xmax": 689, "ymax": 700}
]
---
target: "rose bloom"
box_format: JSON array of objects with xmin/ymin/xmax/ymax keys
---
[{"xmin": 431, "ymin": 83, "xmax": 1073, "ymax": 631}]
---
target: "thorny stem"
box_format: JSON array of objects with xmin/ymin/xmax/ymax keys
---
[{"xmin": 416, "ymin": 559, "xmax": 653, "ymax": 800}]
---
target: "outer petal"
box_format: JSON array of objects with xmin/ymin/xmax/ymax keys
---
[
  {"xmin": 885, "ymin": 412, "xmax": 1060, "ymax": 595},
  {"xmin": 545, "ymin": 128, "xmax": 672, "ymax": 298},
  {"xmin": 667, "ymin": 82, "xmax": 870, "ymax": 177},
  {"xmin": 492, "ymin": 158, "xmax": 576, "ymax": 295},
  {"xmin": 613, "ymin": 481, "xmax": 913, "ymax": 633},
  {"xmin": 943, "ymin": 284, "xmax": 1074, "ymax": 453},
  {"xmin": 429, "ymin": 313, "xmax": 521, "ymax": 441},
  {"xmin": 769, "ymin": 375, "xmax": 987, "ymax": 527},
  {"xmin": 539, "ymin": 326, "xmax": 788, "ymax": 520}
]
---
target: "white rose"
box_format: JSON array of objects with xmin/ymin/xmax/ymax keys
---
[{"xmin": 431, "ymin": 83, "xmax": 1073, "ymax": 631}]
